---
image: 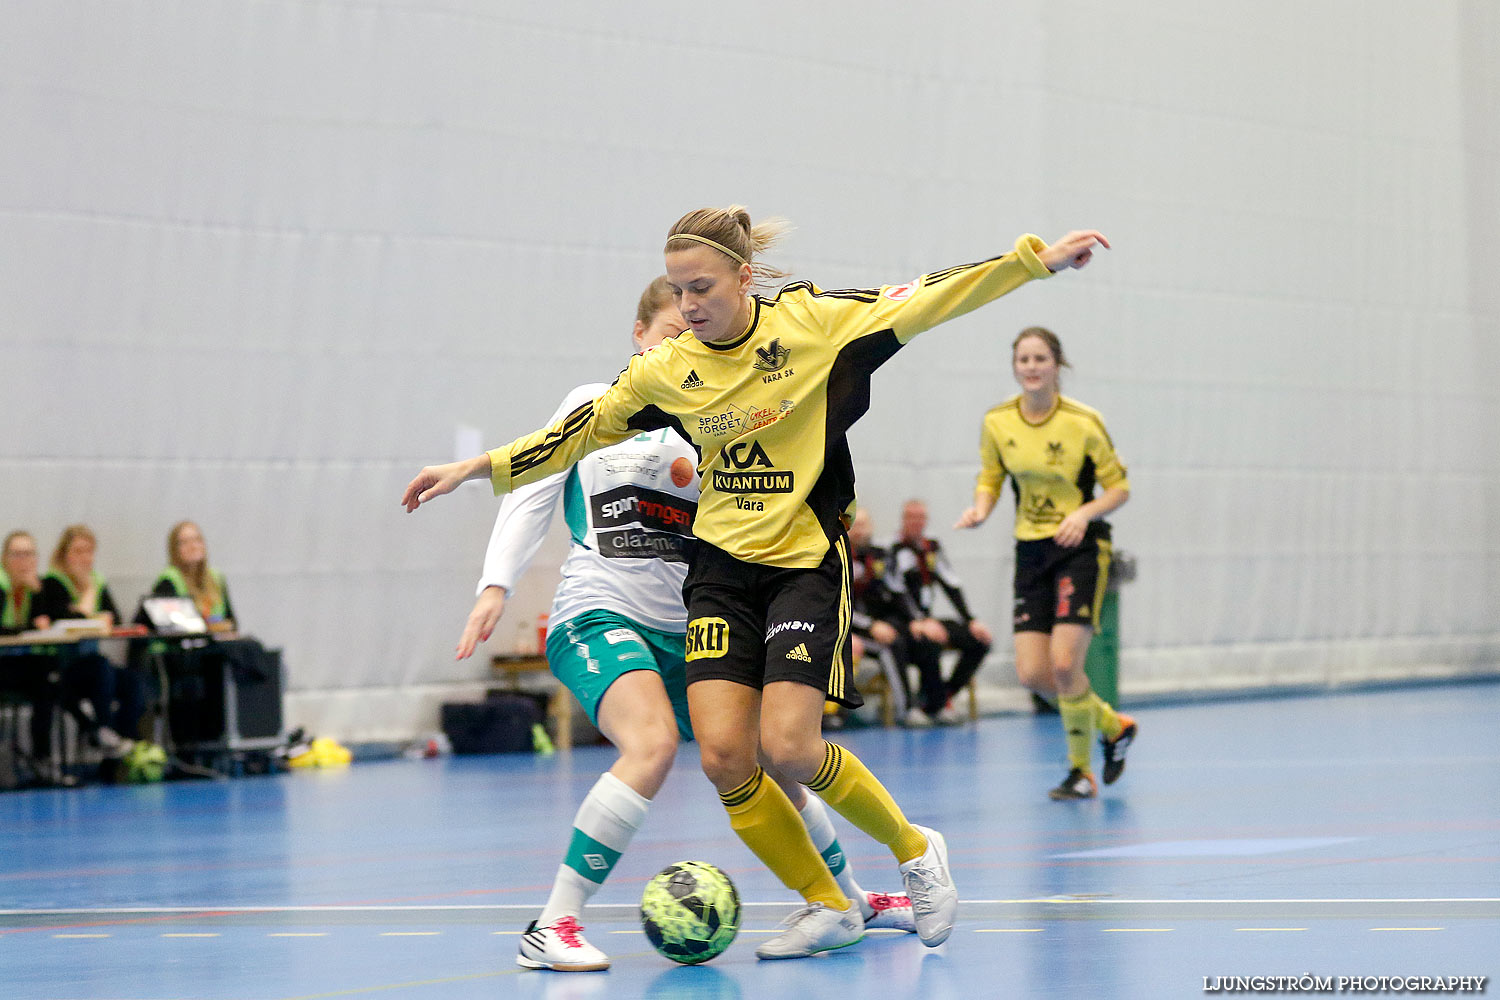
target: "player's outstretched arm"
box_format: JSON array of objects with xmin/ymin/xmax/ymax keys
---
[
  {"xmin": 401, "ymin": 454, "xmax": 492, "ymax": 513},
  {"xmin": 1038, "ymin": 230, "xmax": 1110, "ymax": 272}
]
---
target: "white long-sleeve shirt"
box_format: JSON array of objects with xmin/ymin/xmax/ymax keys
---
[{"xmin": 477, "ymin": 383, "xmax": 700, "ymax": 634}]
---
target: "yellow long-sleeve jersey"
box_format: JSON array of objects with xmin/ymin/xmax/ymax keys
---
[
  {"xmin": 974, "ymin": 394, "xmax": 1129, "ymax": 542},
  {"xmin": 490, "ymin": 234, "xmax": 1054, "ymax": 569}
]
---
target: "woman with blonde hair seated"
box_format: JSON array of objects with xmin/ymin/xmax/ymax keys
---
[
  {"xmin": 1, "ymin": 530, "xmax": 74, "ymax": 784},
  {"xmin": 147, "ymin": 521, "xmax": 236, "ymax": 629},
  {"xmin": 38, "ymin": 523, "xmax": 138, "ymax": 757},
  {"xmin": 140, "ymin": 521, "xmax": 280, "ymax": 750}
]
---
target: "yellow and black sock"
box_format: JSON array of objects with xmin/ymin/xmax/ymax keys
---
[
  {"xmin": 1083, "ymin": 687, "xmax": 1123, "ymax": 739},
  {"xmin": 720, "ymin": 767, "xmax": 849, "ymax": 910},
  {"xmin": 1059, "ymin": 691, "xmax": 1096, "ymax": 773},
  {"xmin": 806, "ymin": 741, "xmax": 929, "ymax": 864}
]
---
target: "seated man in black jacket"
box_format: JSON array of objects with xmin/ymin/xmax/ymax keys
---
[
  {"xmin": 846, "ymin": 508, "xmax": 918, "ymax": 725},
  {"xmin": 889, "ymin": 500, "xmax": 993, "ymax": 725}
]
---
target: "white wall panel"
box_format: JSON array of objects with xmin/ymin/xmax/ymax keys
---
[{"xmin": 2, "ymin": 0, "xmax": 1495, "ymax": 740}]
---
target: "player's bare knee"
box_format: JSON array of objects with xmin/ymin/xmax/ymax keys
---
[
  {"xmin": 1016, "ymin": 661, "xmax": 1048, "ymax": 689},
  {"xmin": 757, "ymin": 729, "xmax": 821, "ymax": 785},
  {"xmin": 620, "ymin": 723, "xmax": 679, "ymax": 781},
  {"xmin": 697, "ymin": 741, "xmax": 757, "ymax": 792}
]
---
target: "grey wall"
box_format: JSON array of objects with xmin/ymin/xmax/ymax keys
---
[{"xmin": 3, "ymin": 1, "xmax": 1495, "ymax": 738}]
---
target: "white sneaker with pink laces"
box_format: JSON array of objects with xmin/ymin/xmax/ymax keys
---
[
  {"xmin": 517, "ymin": 915, "xmax": 610, "ymax": 972},
  {"xmin": 863, "ymin": 891, "xmax": 917, "ymax": 932}
]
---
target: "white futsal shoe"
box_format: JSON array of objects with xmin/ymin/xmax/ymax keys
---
[
  {"xmin": 899, "ymin": 825, "xmax": 957, "ymax": 946},
  {"xmin": 754, "ymin": 902, "xmax": 864, "ymax": 960},
  {"xmin": 516, "ymin": 915, "xmax": 610, "ymax": 972},
  {"xmin": 863, "ymin": 891, "xmax": 917, "ymax": 932}
]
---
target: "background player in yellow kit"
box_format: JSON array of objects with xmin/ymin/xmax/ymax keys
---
[
  {"xmin": 955, "ymin": 326, "xmax": 1134, "ymax": 800},
  {"xmin": 404, "ymin": 210, "xmax": 1108, "ymax": 957}
]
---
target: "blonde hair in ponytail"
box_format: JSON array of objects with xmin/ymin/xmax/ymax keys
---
[{"xmin": 665, "ymin": 205, "xmax": 792, "ymax": 287}]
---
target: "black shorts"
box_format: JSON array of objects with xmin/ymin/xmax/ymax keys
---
[
  {"xmin": 1013, "ymin": 533, "xmax": 1112, "ymax": 633},
  {"xmin": 681, "ymin": 537, "xmax": 862, "ymax": 709}
]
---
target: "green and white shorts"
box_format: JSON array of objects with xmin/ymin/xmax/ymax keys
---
[{"xmin": 544, "ymin": 609, "xmax": 693, "ymax": 741}]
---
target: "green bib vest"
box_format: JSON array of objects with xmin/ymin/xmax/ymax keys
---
[{"xmin": 156, "ymin": 566, "xmax": 228, "ymax": 620}]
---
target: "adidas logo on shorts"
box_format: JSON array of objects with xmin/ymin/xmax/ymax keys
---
[
  {"xmin": 786, "ymin": 643, "xmax": 812, "ymax": 662},
  {"xmin": 680, "ymin": 369, "xmax": 705, "ymax": 390}
]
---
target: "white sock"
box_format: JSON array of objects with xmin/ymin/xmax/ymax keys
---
[
  {"xmin": 538, "ymin": 771, "xmax": 651, "ymax": 925},
  {"xmin": 797, "ymin": 792, "xmax": 870, "ymax": 919}
]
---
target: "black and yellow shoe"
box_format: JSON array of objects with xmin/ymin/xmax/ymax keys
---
[
  {"xmin": 1048, "ymin": 767, "xmax": 1098, "ymax": 800},
  {"xmin": 1101, "ymin": 716, "xmax": 1137, "ymax": 785}
]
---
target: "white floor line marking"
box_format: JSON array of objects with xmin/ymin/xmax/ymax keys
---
[
  {"xmin": 1103, "ymin": 928, "xmax": 1174, "ymax": 932},
  {"xmin": 1, "ymin": 897, "xmax": 1494, "ymax": 915}
]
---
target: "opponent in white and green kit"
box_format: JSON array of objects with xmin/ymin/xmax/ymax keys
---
[{"xmin": 464, "ymin": 307, "xmax": 914, "ymax": 973}]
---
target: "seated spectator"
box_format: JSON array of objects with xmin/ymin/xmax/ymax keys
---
[
  {"xmin": 148, "ymin": 522, "xmax": 236, "ymax": 630},
  {"xmin": 40, "ymin": 524, "xmax": 141, "ymax": 753},
  {"xmin": 889, "ymin": 499, "xmax": 994, "ymax": 725},
  {"xmin": 1, "ymin": 531, "xmax": 53, "ymax": 634},
  {"xmin": 846, "ymin": 508, "xmax": 918, "ymax": 726},
  {"xmin": 42, "ymin": 524, "xmax": 119, "ymax": 627},
  {"xmin": 138, "ymin": 521, "xmax": 280, "ymax": 749},
  {"xmin": 0, "ymin": 530, "xmax": 73, "ymax": 785}
]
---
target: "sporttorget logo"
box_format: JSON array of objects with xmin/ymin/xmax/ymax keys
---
[{"xmin": 697, "ymin": 400, "xmax": 795, "ymax": 437}]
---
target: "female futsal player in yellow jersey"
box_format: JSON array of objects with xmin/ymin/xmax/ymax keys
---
[
  {"xmin": 456, "ymin": 278, "xmax": 913, "ymax": 972},
  {"xmin": 404, "ymin": 210, "xmax": 1108, "ymax": 958},
  {"xmin": 955, "ymin": 327, "xmax": 1134, "ymax": 800}
]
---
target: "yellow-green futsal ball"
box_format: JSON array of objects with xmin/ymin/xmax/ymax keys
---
[{"xmin": 640, "ymin": 861, "xmax": 741, "ymax": 964}]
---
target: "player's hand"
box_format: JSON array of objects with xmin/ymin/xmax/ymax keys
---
[
  {"xmin": 457, "ymin": 586, "xmax": 507, "ymax": 660},
  {"xmin": 1039, "ymin": 230, "xmax": 1110, "ymax": 272},
  {"xmin": 402, "ymin": 456, "xmax": 487, "ymax": 513},
  {"xmin": 870, "ymin": 620, "xmax": 898, "ymax": 646},
  {"xmin": 969, "ymin": 619, "xmax": 993, "ymax": 645},
  {"xmin": 955, "ymin": 506, "xmax": 986, "ymax": 529},
  {"xmin": 1054, "ymin": 511, "xmax": 1090, "ymax": 548}
]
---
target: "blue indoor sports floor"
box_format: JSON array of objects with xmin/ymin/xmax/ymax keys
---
[{"xmin": 2, "ymin": 682, "xmax": 1496, "ymax": 999}]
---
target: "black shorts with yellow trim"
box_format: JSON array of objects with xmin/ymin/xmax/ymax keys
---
[
  {"xmin": 681, "ymin": 537, "xmax": 863, "ymax": 710},
  {"xmin": 1013, "ymin": 530, "xmax": 1112, "ymax": 633}
]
